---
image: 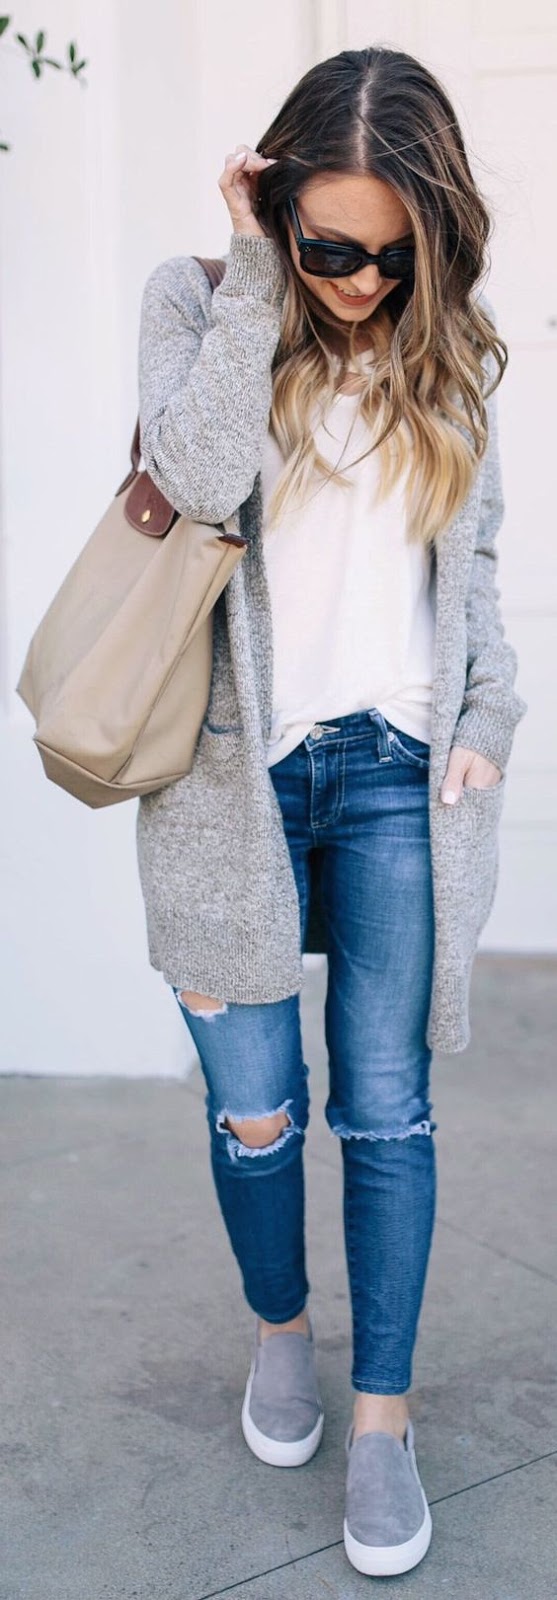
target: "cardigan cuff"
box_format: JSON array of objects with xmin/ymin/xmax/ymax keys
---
[
  {"xmin": 451, "ymin": 696, "xmax": 527, "ymax": 775},
  {"xmin": 217, "ymin": 231, "xmax": 287, "ymax": 306}
]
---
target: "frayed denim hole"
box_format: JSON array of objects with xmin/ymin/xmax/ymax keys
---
[
  {"xmin": 215, "ymin": 1098, "xmax": 301, "ymax": 1162},
  {"xmin": 330, "ymin": 1117, "xmax": 436, "ymax": 1142},
  {"xmin": 172, "ymin": 986, "xmax": 228, "ymax": 1021}
]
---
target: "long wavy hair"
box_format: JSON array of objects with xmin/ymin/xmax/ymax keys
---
[{"xmin": 253, "ymin": 46, "xmax": 507, "ymax": 547}]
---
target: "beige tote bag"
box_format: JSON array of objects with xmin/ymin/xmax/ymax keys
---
[{"xmin": 16, "ymin": 257, "xmax": 248, "ymax": 810}]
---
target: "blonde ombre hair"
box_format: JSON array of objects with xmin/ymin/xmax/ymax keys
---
[{"xmin": 253, "ymin": 46, "xmax": 507, "ymax": 548}]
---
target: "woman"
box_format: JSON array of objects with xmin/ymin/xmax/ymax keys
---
[{"xmin": 136, "ymin": 46, "xmax": 527, "ymax": 1578}]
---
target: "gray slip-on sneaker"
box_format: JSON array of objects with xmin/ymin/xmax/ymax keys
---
[
  {"xmin": 343, "ymin": 1419, "xmax": 432, "ymax": 1576},
  {"xmin": 241, "ymin": 1318, "xmax": 325, "ymax": 1467}
]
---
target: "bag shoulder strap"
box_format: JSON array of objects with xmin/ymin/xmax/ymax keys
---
[
  {"xmin": 119, "ymin": 256, "xmax": 227, "ymax": 489},
  {"xmin": 191, "ymin": 255, "xmax": 227, "ymax": 293}
]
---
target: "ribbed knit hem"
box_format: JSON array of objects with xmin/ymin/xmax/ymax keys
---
[
  {"xmin": 160, "ymin": 957, "xmax": 304, "ymax": 1007},
  {"xmin": 451, "ymin": 696, "xmax": 527, "ymax": 776},
  {"xmin": 426, "ymin": 969, "xmax": 472, "ymax": 1054},
  {"xmin": 148, "ymin": 909, "xmax": 304, "ymax": 1008},
  {"xmin": 216, "ymin": 230, "xmax": 287, "ymax": 304}
]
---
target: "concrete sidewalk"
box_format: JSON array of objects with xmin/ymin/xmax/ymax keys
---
[{"xmin": 1, "ymin": 954, "xmax": 556, "ymax": 1600}]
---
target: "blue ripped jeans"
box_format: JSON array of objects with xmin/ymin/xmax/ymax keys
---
[{"xmin": 171, "ymin": 709, "xmax": 437, "ymax": 1394}]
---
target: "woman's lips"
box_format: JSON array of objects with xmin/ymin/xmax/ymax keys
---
[{"xmin": 331, "ymin": 282, "xmax": 378, "ymax": 306}]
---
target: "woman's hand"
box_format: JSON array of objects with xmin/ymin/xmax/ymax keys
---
[
  {"xmin": 218, "ymin": 145, "xmax": 277, "ymax": 239},
  {"xmin": 440, "ymin": 744, "xmax": 503, "ymax": 803}
]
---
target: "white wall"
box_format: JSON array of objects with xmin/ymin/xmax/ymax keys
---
[
  {"xmin": 0, "ymin": 1, "xmax": 553, "ymax": 1076},
  {"xmin": 0, "ymin": 0, "xmax": 316, "ymax": 1076},
  {"xmin": 344, "ymin": 0, "xmax": 556, "ymax": 947}
]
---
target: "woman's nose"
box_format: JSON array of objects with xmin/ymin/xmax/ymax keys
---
[{"xmin": 344, "ymin": 266, "xmax": 383, "ymax": 295}]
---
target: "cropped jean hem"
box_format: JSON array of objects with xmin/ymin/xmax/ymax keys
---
[
  {"xmin": 351, "ymin": 1372, "xmax": 412, "ymax": 1396},
  {"xmin": 246, "ymin": 1294, "xmax": 310, "ymax": 1325}
]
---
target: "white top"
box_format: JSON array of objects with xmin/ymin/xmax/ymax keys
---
[{"xmin": 261, "ymin": 350, "xmax": 437, "ymax": 768}]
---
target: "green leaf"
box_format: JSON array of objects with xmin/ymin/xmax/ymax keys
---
[
  {"xmin": 15, "ymin": 32, "xmax": 30, "ymax": 50},
  {"xmin": 36, "ymin": 30, "xmax": 45, "ymax": 52},
  {"xmin": 68, "ymin": 40, "xmax": 76, "ymax": 62},
  {"xmin": 0, "ymin": 138, "xmax": 10, "ymax": 151},
  {"xmin": 0, "ymin": 18, "xmax": 11, "ymax": 37},
  {"xmin": 31, "ymin": 58, "xmax": 41, "ymax": 77},
  {"xmin": 43, "ymin": 57, "xmax": 61, "ymax": 68},
  {"xmin": 74, "ymin": 59, "xmax": 87, "ymax": 74}
]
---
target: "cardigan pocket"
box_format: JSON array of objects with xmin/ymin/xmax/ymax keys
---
[
  {"xmin": 136, "ymin": 720, "xmax": 243, "ymax": 818},
  {"xmin": 201, "ymin": 719, "xmax": 243, "ymax": 736},
  {"xmin": 462, "ymin": 774, "xmax": 507, "ymax": 932},
  {"xmin": 460, "ymin": 772, "xmax": 507, "ymax": 801},
  {"xmin": 433, "ymin": 772, "xmax": 507, "ymax": 958},
  {"xmin": 195, "ymin": 721, "xmax": 245, "ymax": 790}
]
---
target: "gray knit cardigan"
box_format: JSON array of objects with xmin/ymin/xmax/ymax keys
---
[{"xmin": 135, "ymin": 230, "xmax": 527, "ymax": 1054}]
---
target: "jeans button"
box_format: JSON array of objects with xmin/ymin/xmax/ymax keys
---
[{"xmin": 310, "ymin": 724, "xmax": 324, "ymax": 739}]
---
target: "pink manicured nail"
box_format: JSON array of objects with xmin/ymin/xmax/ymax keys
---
[{"xmin": 442, "ymin": 790, "xmax": 457, "ymax": 805}]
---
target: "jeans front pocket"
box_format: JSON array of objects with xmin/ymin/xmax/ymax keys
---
[{"xmin": 384, "ymin": 719, "xmax": 431, "ymax": 771}]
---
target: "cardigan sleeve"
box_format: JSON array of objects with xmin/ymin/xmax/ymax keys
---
[
  {"xmin": 137, "ymin": 232, "xmax": 287, "ymax": 524},
  {"xmin": 450, "ymin": 334, "xmax": 528, "ymax": 773}
]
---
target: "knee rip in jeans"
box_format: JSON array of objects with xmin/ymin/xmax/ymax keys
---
[
  {"xmin": 178, "ymin": 990, "xmax": 228, "ymax": 1021},
  {"xmin": 216, "ymin": 1098, "xmax": 300, "ymax": 1162},
  {"xmin": 331, "ymin": 1117, "xmax": 435, "ymax": 1142}
]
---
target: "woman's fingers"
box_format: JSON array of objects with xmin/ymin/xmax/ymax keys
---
[
  {"xmin": 440, "ymin": 743, "xmax": 503, "ymax": 803},
  {"xmin": 218, "ymin": 145, "xmax": 277, "ymax": 237}
]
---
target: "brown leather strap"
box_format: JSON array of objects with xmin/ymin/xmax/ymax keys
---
[
  {"xmin": 131, "ymin": 416, "xmax": 141, "ymax": 471},
  {"xmin": 124, "ymin": 470, "xmax": 179, "ymax": 536},
  {"xmin": 191, "ymin": 255, "xmax": 227, "ymax": 292},
  {"xmin": 120, "ymin": 256, "xmax": 227, "ymax": 488}
]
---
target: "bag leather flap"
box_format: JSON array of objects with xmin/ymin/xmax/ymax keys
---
[{"xmin": 124, "ymin": 471, "xmax": 177, "ymax": 536}]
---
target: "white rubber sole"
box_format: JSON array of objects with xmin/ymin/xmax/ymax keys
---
[
  {"xmin": 344, "ymin": 1490, "xmax": 432, "ymax": 1576},
  {"xmin": 241, "ymin": 1359, "xmax": 325, "ymax": 1467}
]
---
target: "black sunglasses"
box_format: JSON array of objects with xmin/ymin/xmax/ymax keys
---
[{"xmin": 286, "ymin": 196, "xmax": 415, "ymax": 283}]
